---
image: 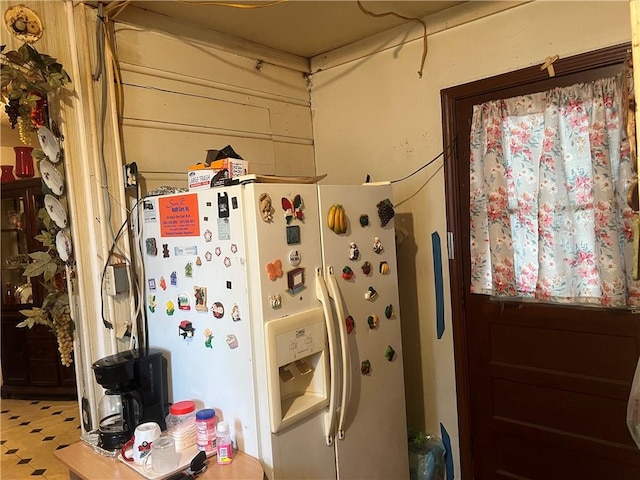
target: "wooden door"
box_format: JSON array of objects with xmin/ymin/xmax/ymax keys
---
[{"xmin": 442, "ymin": 44, "xmax": 640, "ymax": 479}]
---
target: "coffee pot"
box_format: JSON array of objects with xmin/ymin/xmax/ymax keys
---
[
  {"xmin": 96, "ymin": 389, "xmax": 142, "ymax": 450},
  {"xmin": 92, "ymin": 349, "xmax": 168, "ymax": 451}
]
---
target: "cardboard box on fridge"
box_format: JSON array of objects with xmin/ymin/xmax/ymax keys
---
[{"xmin": 187, "ymin": 158, "xmax": 250, "ymax": 190}]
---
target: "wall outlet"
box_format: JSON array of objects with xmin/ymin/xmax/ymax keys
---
[
  {"xmin": 104, "ymin": 264, "xmax": 129, "ymax": 296},
  {"xmin": 124, "ymin": 162, "xmax": 138, "ymax": 190}
]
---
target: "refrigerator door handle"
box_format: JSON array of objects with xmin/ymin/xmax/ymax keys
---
[
  {"xmin": 327, "ymin": 266, "xmax": 350, "ymax": 441},
  {"xmin": 316, "ymin": 267, "xmax": 338, "ymax": 447}
]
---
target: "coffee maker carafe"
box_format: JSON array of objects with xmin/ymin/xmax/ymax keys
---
[{"xmin": 92, "ymin": 349, "xmax": 168, "ymax": 451}]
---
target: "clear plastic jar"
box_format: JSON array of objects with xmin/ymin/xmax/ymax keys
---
[
  {"xmin": 165, "ymin": 400, "xmax": 197, "ymax": 450},
  {"xmin": 196, "ymin": 409, "xmax": 217, "ymax": 453}
]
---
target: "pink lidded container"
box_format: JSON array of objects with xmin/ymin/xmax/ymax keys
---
[{"xmin": 196, "ymin": 409, "xmax": 217, "ymax": 453}]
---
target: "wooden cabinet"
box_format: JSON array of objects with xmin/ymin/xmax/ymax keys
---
[{"xmin": 1, "ymin": 178, "xmax": 76, "ymax": 399}]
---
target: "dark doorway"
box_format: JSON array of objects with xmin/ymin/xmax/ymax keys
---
[{"xmin": 441, "ymin": 44, "xmax": 640, "ymax": 479}]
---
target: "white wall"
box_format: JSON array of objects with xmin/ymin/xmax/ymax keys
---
[{"xmin": 309, "ymin": 1, "xmax": 631, "ymax": 475}]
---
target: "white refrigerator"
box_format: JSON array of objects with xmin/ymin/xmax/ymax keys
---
[{"xmin": 140, "ymin": 178, "xmax": 409, "ymax": 479}]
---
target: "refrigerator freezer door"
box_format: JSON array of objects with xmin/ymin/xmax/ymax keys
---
[
  {"xmin": 241, "ymin": 183, "xmax": 338, "ymax": 479},
  {"xmin": 318, "ymin": 184, "xmax": 410, "ymax": 480}
]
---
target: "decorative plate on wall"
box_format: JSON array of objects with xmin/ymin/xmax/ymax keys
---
[
  {"xmin": 56, "ymin": 230, "xmax": 72, "ymax": 262},
  {"xmin": 37, "ymin": 126, "xmax": 61, "ymax": 164},
  {"xmin": 40, "ymin": 159, "xmax": 64, "ymax": 196},
  {"xmin": 4, "ymin": 5, "xmax": 42, "ymax": 44},
  {"xmin": 44, "ymin": 194, "xmax": 67, "ymax": 229}
]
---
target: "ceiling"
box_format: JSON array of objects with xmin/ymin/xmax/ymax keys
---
[{"xmin": 126, "ymin": 1, "xmax": 465, "ymax": 58}]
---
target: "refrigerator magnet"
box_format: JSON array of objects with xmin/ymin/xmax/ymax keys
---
[
  {"xmin": 211, "ymin": 302, "xmax": 224, "ymax": 319},
  {"xmin": 281, "ymin": 194, "xmax": 303, "ymax": 224},
  {"xmin": 266, "ymin": 259, "xmax": 283, "ymax": 281},
  {"xmin": 373, "ymin": 237, "xmax": 383, "ymax": 254},
  {"xmin": 359, "ymin": 214, "xmax": 369, "ymax": 227},
  {"xmin": 365, "ymin": 286, "xmax": 378, "ymax": 301},
  {"xmin": 286, "ymin": 267, "xmax": 305, "ymax": 295},
  {"xmin": 148, "ymin": 278, "xmax": 157, "ymax": 291},
  {"xmin": 148, "ymin": 295, "xmax": 157, "ymax": 313},
  {"xmin": 166, "ymin": 301, "xmax": 175, "ymax": 316},
  {"xmin": 367, "ymin": 314, "xmax": 379, "ymax": 329},
  {"xmin": 377, "ymin": 198, "xmax": 395, "ymax": 227},
  {"xmin": 204, "ymin": 328, "xmax": 214, "ymax": 348},
  {"xmin": 361, "ymin": 360, "xmax": 371, "ymax": 375},
  {"xmin": 224, "ymin": 257, "xmax": 231, "ymax": 268},
  {"xmin": 215, "ymin": 247, "xmax": 222, "ymax": 256},
  {"xmin": 345, "ymin": 315, "xmax": 355, "ymax": 334},
  {"xmin": 174, "ymin": 246, "xmax": 198, "ymax": 256},
  {"xmin": 217, "ymin": 218, "xmax": 231, "ymax": 240},
  {"xmin": 146, "ymin": 238, "xmax": 158, "ymax": 256},
  {"xmin": 379, "ymin": 261, "xmax": 390, "ymax": 274},
  {"xmin": 162, "ymin": 244, "xmax": 170, "ymax": 258},
  {"xmin": 204, "ymin": 229, "xmax": 213, "ymax": 242},
  {"xmin": 179, "ymin": 320, "xmax": 195, "ymax": 339},
  {"xmin": 288, "ymin": 250, "xmax": 301, "ymax": 266},
  {"xmin": 342, "ymin": 266, "xmax": 354, "ymax": 280},
  {"xmin": 205, "ymin": 251, "xmax": 213, "ymax": 261},
  {"xmin": 269, "ymin": 294, "xmax": 282, "ymax": 309},
  {"xmin": 385, "ymin": 304, "xmax": 394, "ymax": 319},
  {"xmin": 160, "ymin": 277, "xmax": 167, "ymax": 290},
  {"xmin": 231, "ymin": 304, "xmax": 241, "ymax": 322},
  {"xmin": 218, "ymin": 192, "xmax": 229, "ymax": 218},
  {"xmin": 226, "ymin": 334, "xmax": 239, "ymax": 349},
  {"xmin": 194, "ymin": 286, "xmax": 207, "ymax": 311},
  {"xmin": 185, "ymin": 262, "xmax": 193, "ymax": 277},
  {"xmin": 286, "ymin": 225, "xmax": 301, "ymax": 245},
  {"xmin": 196, "ymin": 256, "xmax": 202, "ymax": 266},
  {"xmin": 361, "ymin": 261, "xmax": 372, "ymax": 276},
  {"xmin": 385, "ymin": 345, "xmax": 396, "ymax": 362},
  {"xmin": 349, "ymin": 242, "xmax": 359, "ymax": 261},
  {"xmin": 259, "ymin": 193, "xmax": 274, "ymax": 222},
  {"xmin": 231, "ymin": 244, "xmax": 238, "ymax": 254},
  {"xmin": 170, "ymin": 271, "xmax": 178, "ymax": 286},
  {"xmin": 177, "ymin": 293, "xmax": 191, "ymax": 310}
]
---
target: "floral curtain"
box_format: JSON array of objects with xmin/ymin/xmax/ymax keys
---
[{"xmin": 469, "ymin": 75, "xmax": 640, "ymax": 307}]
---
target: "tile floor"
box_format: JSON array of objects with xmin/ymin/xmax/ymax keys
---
[{"xmin": 1, "ymin": 398, "xmax": 80, "ymax": 479}]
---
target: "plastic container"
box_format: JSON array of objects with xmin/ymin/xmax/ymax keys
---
[
  {"xmin": 165, "ymin": 400, "xmax": 197, "ymax": 450},
  {"xmin": 216, "ymin": 421, "xmax": 233, "ymax": 464},
  {"xmin": 196, "ymin": 408, "xmax": 217, "ymax": 453}
]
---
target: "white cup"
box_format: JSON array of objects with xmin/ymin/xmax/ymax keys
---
[
  {"xmin": 143, "ymin": 436, "xmax": 179, "ymax": 475},
  {"xmin": 120, "ymin": 422, "xmax": 161, "ymax": 465}
]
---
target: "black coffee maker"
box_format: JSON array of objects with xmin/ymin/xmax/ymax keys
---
[{"xmin": 92, "ymin": 348, "xmax": 169, "ymax": 450}]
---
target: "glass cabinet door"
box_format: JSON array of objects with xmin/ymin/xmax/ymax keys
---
[
  {"xmin": 1, "ymin": 190, "xmax": 41, "ymax": 308},
  {"xmin": 1, "ymin": 194, "xmax": 32, "ymax": 306}
]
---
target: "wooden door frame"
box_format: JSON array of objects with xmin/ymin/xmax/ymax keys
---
[{"xmin": 440, "ymin": 43, "xmax": 630, "ymax": 479}]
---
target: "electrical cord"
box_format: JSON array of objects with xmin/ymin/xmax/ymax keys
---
[
  {"xmin": 100, "ymin": 196, "xmax": 146, "ymax": 329},
  {"xmin": 390, "ymin": 139, "xmax": 456, "ymax": 184},
  {"xmin": 356, "ymin": 0, "xmax": 428, "ymax": 78}
]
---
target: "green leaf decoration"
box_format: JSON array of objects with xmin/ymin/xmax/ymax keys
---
[
  {"xmin": 19, "ymin": 307, "xmax": 44, "ymax": 318},
  {"xmin": 4, "ymin": 42, "xmax": 74, "ymax": 366}
]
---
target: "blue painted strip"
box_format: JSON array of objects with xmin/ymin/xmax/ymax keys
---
[
  {"xmin": 440, "ymin": 422, "xmax": 454, "ymax": 480},
  {"xmin": 432, "ymin": 232, "xmax": 445, "ymax": 339}
]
